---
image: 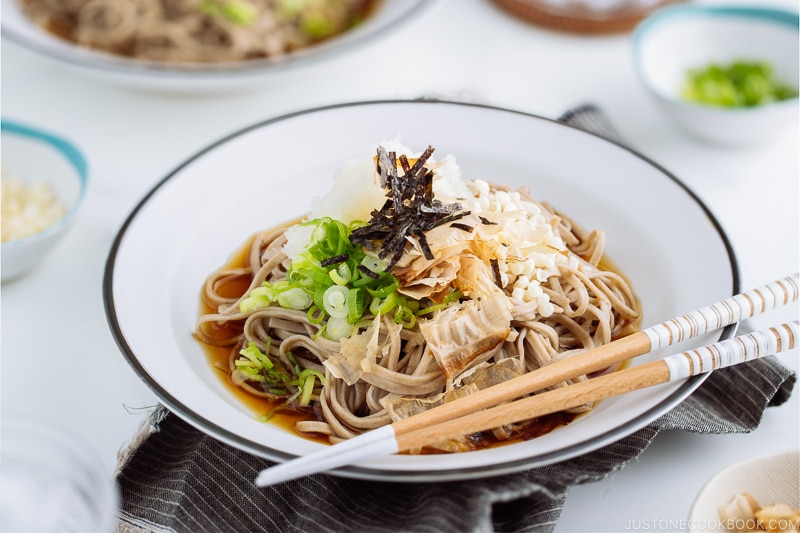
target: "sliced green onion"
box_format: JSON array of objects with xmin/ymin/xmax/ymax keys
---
[
  {"xmin": 352, "ymin": 275, "xmax": 376, "ymax": 288},
  {"xmin": 346, "ymin": 288, "xmax": 366, "ymax": 324},
  {"xmin": 250, "ymin": 286, "xmax": 274, "ymax": 299},
  {"xmin": 325, "ymin": 315, "xmax": 352, "ymax": 340},
  {"xmin": 307, "ymin": 305, "xmax": 325, "ymax": 324},
  {"xmin": 290, "ymin": 265, "xmax": 332, "ymax": 288},
  {"xmin": 394, "ymin": 305, "xmax": 416, "ymax": 328},
  {"xmin": 199, "ymin": 0, "xmax": 258, "ymax": 25},
  {"xmin": 293, "ymin": 369, "xmax": 325, "ymax": 407},
  {"xmin": 332, "ymin": 221, "xmax": 350, "ymax": 256},
  {"xmin": 270, "ymin": 280, "xmax": 292, "ymax": 293},
  {"xmin": 370, "ymin": 296, "xmax": 383, "ymax": 315},
  {"xmin": 366, "ymin": 279, "xmax": 399, "ymax": 299},
  {"xmin": 377, "ymin": 293, "xmax": 399, "ymax": 314},
  {"xmin": 312, "ymin": 284, "xmax": 328, "ymax": 311},
  {"xmin": 240, "ymin": 341, "xmax": 273, "ymax": 370},
  {"xmin": 257, "ymin": 403, "xmax": 288, "ymax": 423},
  {"xmin": 300, "ymin": 374, "xmax": 316, "ymax": 406},
  {"xmin": 417, "ymin": 290, "xmax": 462, "ymax": 316},
  {"xmin": 239, "ymin": 295, "xmax": 271, "ymax": 313},
  {"xmin": 416, "ymin": 304, "xmax": 442, "ymax": 316},
  {"xmin": 361, "ymin": 254, "xmax": 388, "ymax": 274},
  {"xmin": 286, "ymin": 352, "xmax": 301, "ymax": 376},
  {"xmin": 276, "ymin": 216, "xmax": 434, "ymax": 336},
  {"xmin": 277, "ymin": 287, "xmax": 313, "ymax": 309},
  {"xmin": 310, "ymin": 223, "xmax": 328, "ymax": 245},
  {"xmin": 329, "ymin": 263, "xmax": 352, "ymax": 285},
  {"xmin": 682, "ymin": 60, "xmax": 798, "ymax": 107},
  {"xmin": 322, "ymin": 285, "xmax": 349, "ymax": 318}
]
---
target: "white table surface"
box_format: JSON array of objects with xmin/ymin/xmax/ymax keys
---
[{"xmin": 2, "ymin": 1, "xmax": 798, "ymax": 531}]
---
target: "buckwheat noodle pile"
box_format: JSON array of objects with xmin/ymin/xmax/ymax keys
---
[
  {"xmin": 194, "ymin": 145, "xmax": 641, "ymax": 451},
  {"xmin": 19, "ymin": 0, "xmax": 373, "ymax": 64}
]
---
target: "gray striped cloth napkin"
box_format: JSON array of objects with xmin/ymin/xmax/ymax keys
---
[{"xmin": 114, "ymin": 105, "xmax": 796, "ymax": 533}]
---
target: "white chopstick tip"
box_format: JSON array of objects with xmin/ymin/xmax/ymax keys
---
[
  {"xmin": 255, "ymin": 426, "xmax": 399, "ymax": 487},
  {"xmin": 255, "ymin": 463, "xmax": 308, "ymax": 487}
]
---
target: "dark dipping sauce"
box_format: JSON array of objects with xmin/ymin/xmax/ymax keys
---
[{"xmin": 197, "ymin": 233, "xmax": 613, "ymax": 454}]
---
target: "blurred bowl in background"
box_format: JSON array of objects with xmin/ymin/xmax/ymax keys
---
[
  {"xmin": 493, "ymin": 0, "xmax": 683, "ymax": 34},
  {"xmin": 633, "ymin": 5, "xmax": 799, "ymax": 147},
  {"xmin": 1, "ymin": 120, "xmax": 88, "ymax": 283},
  {"xmin": 0, "ymin": 413, "xmax": 119, "ymax": 533},
  {"xmin": 0, "ymin": 0, "xmax": 437, "ymax": 94}
]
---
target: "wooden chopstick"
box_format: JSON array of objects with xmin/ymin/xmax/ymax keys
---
[
  {"xmin": 396, "ymin": 320, "xmax": 798, "ymax": 452},
  {"xmin": 363, "ymin": 273, "xmax": 799, "ymax": 439},
  {"xmin": 380, "ymin": 274, "xmax": 798, "ymax": 437},
  {"xmin": 255, "ymin": 274, "xmax": 798, "ymax": 486}
]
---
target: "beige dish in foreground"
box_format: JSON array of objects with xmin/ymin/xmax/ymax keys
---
[{"xmin": 689, "ymin": 450, "xmax": 800, "ymax": 532}]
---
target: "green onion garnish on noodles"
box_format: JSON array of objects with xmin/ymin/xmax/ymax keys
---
[
  {"xmin": 289, "ymin": 369, "xmax": 326, "ymax": 407},
  {"xmin": 237, "ymin": 341, "xmax": 326, "ymax": 411},
  {"xmin": 199, "ymin": 0, "xmax": 258, "ymax": 25},
  {"xmin": 236, "ymin": 341, "xmax": 293, "ymax": 395},
  {"xmin": 240, "ymin": 217, "xmax": 418, "ymax": 340}
]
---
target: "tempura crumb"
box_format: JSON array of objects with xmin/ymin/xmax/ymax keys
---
[{"xmin": 719, "ymin": 493, "xmax": 800, "ymax": 533}]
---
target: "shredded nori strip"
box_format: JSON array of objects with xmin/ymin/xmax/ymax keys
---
[
  {"xmin": 417, "ymin": 233, "xmax": 434, "ymax": 260},
  {"xmin": 350, "ymin": 145, "xmax": 467, "ymax": 269},
  {"xmin": 320, "ymin": 254, "xmax": 349, "ymax": 267},
  {"xmin": 450, "ymin": 223, "xmax": 474, "ymax": 233},
  {"xmin": 423, "ymin": 210, "xmax": 470, "ymax": 230},
  {"xmin": 490, "ymin": 258, "xmax": 502, "ymax": 289},
  {"xmin": 479, "ymin": 215, "xmax": 497, "ymax": 225},
  {"xmin": 357, "ymin": 264, "xmax": 380, "ymax": 279}
]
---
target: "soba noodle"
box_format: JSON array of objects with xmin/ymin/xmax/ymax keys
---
[
  {"xmin": 195, "ymin": 143, "xmax": 641, "ymax": 451},
  {"xmin": 19, "ymin": 0, "xmax": 374, "ymax": 64}
]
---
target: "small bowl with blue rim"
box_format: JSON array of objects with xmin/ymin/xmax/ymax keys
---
[
  {"xmin": 1, "ymin": 120, "xmax": 89, "ymax": 283},
  {"xmin": 633, "ymin": 4, "xmax": 799, "ymax": 146}
]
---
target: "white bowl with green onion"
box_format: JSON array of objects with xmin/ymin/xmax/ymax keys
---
[{"xmin": 633, "ymin": 4, "xmax": 799, "ymax": 146}]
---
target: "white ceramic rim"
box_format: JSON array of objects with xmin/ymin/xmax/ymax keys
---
[{"xmin": 103, "ymin": 99, "xmax": 740, "ymax": 482}]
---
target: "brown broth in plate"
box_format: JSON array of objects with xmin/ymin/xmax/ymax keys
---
[{"xmin": 196, "ymin": 229, "xmax": 634, "ymax": 453}]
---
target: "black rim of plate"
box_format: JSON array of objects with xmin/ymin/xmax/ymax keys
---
[{"xmin": 103, "ymin": 99, "xmax": 740, "ymax": 482}]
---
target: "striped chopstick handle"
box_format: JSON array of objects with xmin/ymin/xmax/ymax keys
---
[
  {"xmin": 664, "ymin": 320, "xmax": 798, "ymax": 380},
  {"xmin": 645, "ymin": 274, "xmax": 799, "ymax": 351}
]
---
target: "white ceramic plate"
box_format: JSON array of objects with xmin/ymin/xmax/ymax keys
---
[
  {"xmin": 0, "ymin": 0, "xmax": 436, "ymax": 93},
  {"xmin": 104, "ymin": 100, "xmax": 738, "ymax": 481},
  {"xmin": 689, "ymin": 450, "xmax": 800, "ymax": 532}
]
